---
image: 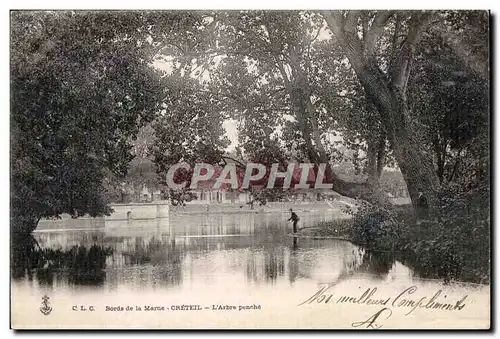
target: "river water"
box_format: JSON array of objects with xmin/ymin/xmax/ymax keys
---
[{"xmin": 11, "ymin": 210, "xmax": 490, "ymax": 329}]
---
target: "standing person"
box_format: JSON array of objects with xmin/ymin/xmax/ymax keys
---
[{"xmin": 288, "ymin": 208, "xmax": 300, "ymax": 233}]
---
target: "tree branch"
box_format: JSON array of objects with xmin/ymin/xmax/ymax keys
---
[
  {"xmin": 388, "ymin": 13, "xmax": 402, "ymax": 80},
  {"xmin": 310, "ymin": 26, "xmax": 322, "ymax": 44},
  {"xmin": 321, "ymin": 10, "xmax": 344, "ymax": 39},
  {"xmin": 344, "ymin": 10, "xmax": 361, "ymax": 35},
  {"xmin": 322, "ymin": 10, "xmax": 365, "ymax": 73},
  {"xmin": 365, "ymin": 11, "xmax": 395, "ymax": 54},
  {"xmin": 392, "ymin": 11, "xmax": 434, "ymax": 89},
  {"xmin": 361, "ymin": 12, "xmax": 369, "ymax": 46},
  {"xmin": 221, "ymin": 155, "xmax": 246, "ymax": 169}
]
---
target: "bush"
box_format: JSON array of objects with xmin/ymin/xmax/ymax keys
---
[
  {"xmin": 347, "ymin": 202, "xmax": 410, "ymax": 253},
  {"xmin": 405, "ymin": 181, "xmax": 490, "ymax": 283}
]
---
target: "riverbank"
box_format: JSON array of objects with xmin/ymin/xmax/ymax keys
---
[
  {"xmin": 290, "ymin": 219, "xmax": 352, "ymax": 240},
  {"xmin": 302, "ymin": 205, "xmax": 490, "ymax": 285}
]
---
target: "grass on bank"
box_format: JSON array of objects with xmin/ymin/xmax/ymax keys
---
[{"xmin": 309, "ymin": 219, "xmax": 352, "ymax": 238}]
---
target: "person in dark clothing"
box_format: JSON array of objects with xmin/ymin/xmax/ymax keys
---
[{"xmin": 288, "ymin": 208, "xmax": 300, "ymax": 233}]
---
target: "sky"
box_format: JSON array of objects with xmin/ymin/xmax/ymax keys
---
[{"xmin": 222, "ymin": 119, "xmax": 239, "ymax": 151}]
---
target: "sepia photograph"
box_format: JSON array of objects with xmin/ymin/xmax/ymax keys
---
[{"xmin": 10, "ymin": 9, "xmax": 490, "ymax": 329}]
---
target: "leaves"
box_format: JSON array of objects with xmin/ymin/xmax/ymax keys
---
[{"xmin": 11, "ymin": 11, "xmax": 166, "ymax": 224}]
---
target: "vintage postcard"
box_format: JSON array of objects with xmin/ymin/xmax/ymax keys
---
[{"xmin": 10, "ymin": 10, "xmax": 490, "ymax": 330}]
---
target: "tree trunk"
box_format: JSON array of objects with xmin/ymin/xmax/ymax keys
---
[
  {"xmin": 286, "ymin": 50, "xmax": 378, "ymax": 202},
  {"xmin": 376, "ymin": 133, "xmax": 385, "ymax": 179},
  {"xmin": 302, "ymin": 95, "xmax": 377, "ymax": 201},
  {"xmin": 365, "ymin": 133, "xmax": 386, "ymax": 200},
  {"xmin": 361, "ymin": 66, "xmax": 439, "ymax": 216},
  {"xmin": 352, "ymin": 60, "xmax": 439, "ymax": 216},
  {"xmin": 366, "ymin": 138, "xmax": 378, "ymax": 186},
  {"xmin": 433, "ymin": 138, "xmax": 446, "ymax": 184},
  {"xmin": 322, "ymin": 11, "xmax": 441, "ymax": 217}
]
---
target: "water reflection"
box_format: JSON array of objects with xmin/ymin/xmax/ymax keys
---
[
  {"xmin": 11, "ymin": 232, "xmax": 112, "ymax": 288},
  {"xmin": 13, "ymin": 210, "xmax": 410, "ymax": 291}
]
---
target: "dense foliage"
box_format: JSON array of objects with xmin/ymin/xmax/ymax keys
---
[{"xmin": 345, "ymin": 180, "xmax": 489, "ymax": 283}]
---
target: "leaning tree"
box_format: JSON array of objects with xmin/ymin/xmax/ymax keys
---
[{"xmin": 320, "ymin": 10, "xmax": 489, "ymax": 215}]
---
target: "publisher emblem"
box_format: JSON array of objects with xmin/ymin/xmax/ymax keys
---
[{"xmin": 40, "ymin": 295, "xmax": 52, "ymax": 315}]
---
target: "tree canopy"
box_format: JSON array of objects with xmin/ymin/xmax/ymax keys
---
[
  {"xmin": 11, "ymin": 11, "xmax": 168, "ymax": 232},
  {"xmin": 11, "ymin": 10, "xmax": 489, "ymax": 232}
]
